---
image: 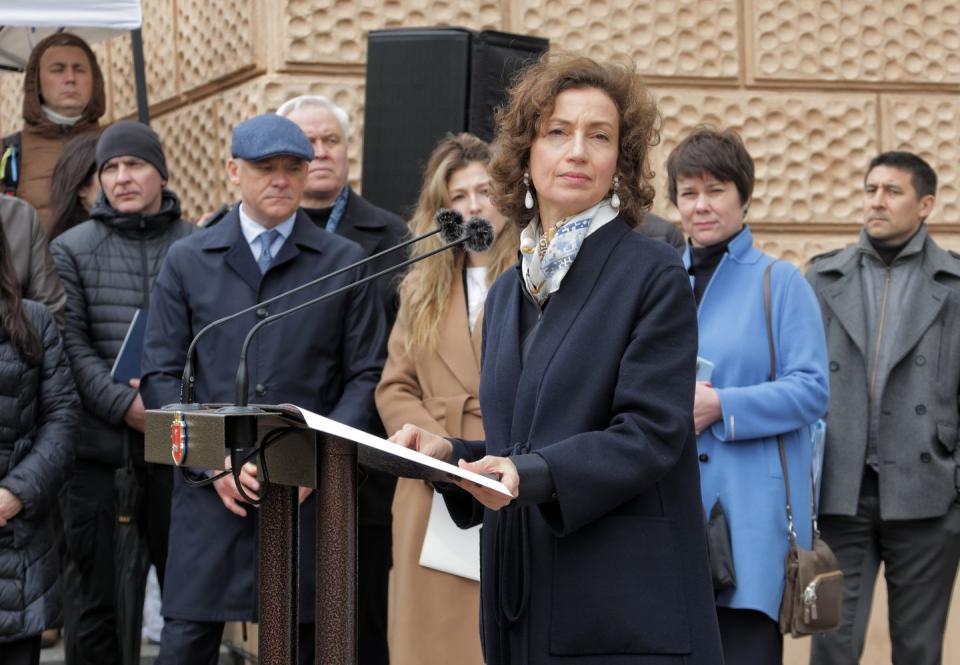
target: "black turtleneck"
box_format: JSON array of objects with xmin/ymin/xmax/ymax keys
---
[
  {"xmin": 867, "ymin": 228, "xmax": 919, "ymax": 265},
  {"xmin": 303, "ymin": 206, "xmax": 333, "ymax": 228},
  {"xmin": 688, "ymin": 226, "xmax": 744, "ymax": 304}
]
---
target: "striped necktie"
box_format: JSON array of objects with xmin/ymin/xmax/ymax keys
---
[{"xmin": 256, "ymin": 229, "xmax": 281, "ymax": 274}]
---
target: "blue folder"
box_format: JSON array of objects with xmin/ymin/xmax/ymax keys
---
[{"xmin": 111, "ymin": 309, "xmax": 146, "ymax": 384}]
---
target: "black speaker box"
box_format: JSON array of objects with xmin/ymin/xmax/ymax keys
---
[{"xmin": 361, "ymin": 28, "xmax": 548, "ymax": 219}]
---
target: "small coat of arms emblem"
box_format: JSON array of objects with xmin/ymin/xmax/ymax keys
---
[{"xmin": 171, "ymin": 412, "xmax": 188, "ymax": 466}]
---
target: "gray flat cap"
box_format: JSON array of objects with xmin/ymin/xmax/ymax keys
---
[{"xmin": 231, "ymin": 113, "xmax": 314, "ymax": 162}]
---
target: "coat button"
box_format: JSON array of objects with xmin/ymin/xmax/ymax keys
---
[
  {"xmin": 915, "ymin": 355, "xmax": 926, "ymax": 366},
  {"xmin": 255, "ymin": 383, "xmax": 266, "ymax": 396},
  {"xmin": 920, "ymin": 452, "xmax": 932, "ymax": 463},
  {"xmin": 699, "ymin": 453, "xmax": 709, "ymax": 463},
  {"xmin": 256, "ymin": 307, "xmax": 268, "ymax": 319},
  {"xmin": 915, "ymin": 404, "xmax": 927, "ymax": 415},
  {"xmin": 829, "ymin": 361, "xmax": 840, "ymax": 372}
]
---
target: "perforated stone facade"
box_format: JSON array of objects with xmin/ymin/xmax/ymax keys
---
[
  {"xmin": 283, "ymin": 0, "xmax": 503, "ymax": 64},
  {"xmin": 750, "ymin": 0, "xmax": 960, "ymax": 83},
  {"xmin": 515, "ymin": 0, "xmax": 739, "ymax": 79},
  {"xmin": 2, "ymin": 0, "xmax": 959, "ymax": 263},
  {"xmin": 3, "ymin": 0, "xmax": 958, "ymax": 262}
]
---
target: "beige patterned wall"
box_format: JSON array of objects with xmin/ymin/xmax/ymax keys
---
[
  {"xmin": 3, "ymin": 0, "xmax": 960, "ymax": 265},
  {"xmin": 3, "ymin": 0, "xmax": 958, "ymax": 264}
]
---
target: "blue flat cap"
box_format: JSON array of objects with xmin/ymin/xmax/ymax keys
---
[{"xmin": 231, "ymin": 114, "xmax": 314, "ymax": 162}]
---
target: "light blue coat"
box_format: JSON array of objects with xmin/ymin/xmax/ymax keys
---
[{"xmin": 683, "ymin": 226, "xmax": 829, "ymax": 621}]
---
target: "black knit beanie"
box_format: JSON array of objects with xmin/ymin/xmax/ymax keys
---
[{"xmin": 96, "ymin": 120, "xmax": 169, "ymax": 180}]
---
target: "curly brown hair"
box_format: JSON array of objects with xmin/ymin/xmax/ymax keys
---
[{"xmin": 489, "ymin": 53, "xmax": 660, "ymax": 229}]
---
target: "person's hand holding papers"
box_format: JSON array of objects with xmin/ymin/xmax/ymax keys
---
[{"xmin": 390, "ymin": 424, "xmax": 518, "ymax": 510}]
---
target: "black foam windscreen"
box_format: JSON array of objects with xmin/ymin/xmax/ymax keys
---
[{"xmin": 361, "ymin": 28, "xmax": 547, "ymax": 220}]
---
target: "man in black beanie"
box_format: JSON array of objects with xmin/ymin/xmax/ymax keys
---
[{"xmin": 50, "ymin": 121, "xmax": 194, "ymax": 665}]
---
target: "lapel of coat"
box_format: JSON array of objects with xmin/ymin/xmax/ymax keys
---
[
  {"xmin": 886, "ymin": 239, "xmax": 954, "ymax": 370},
  {"xmin": 208, "ymin": 210, "xmax": 262, "ymax": 295},
  {"xmin": 508, "ymin": 220, "xmax": 629, "ymax": 443},
  {"xmin": 436, "ymin": 277, "xmax": 481, "ymax": 394},
  {"xmin": 820, "ymin": 255, "xmax": 869, "ymax": 360},
  {"xmin": 489, "ymin": 269, "xmax": 524, "ymax": 444},
  {"xmin": 269, "ymin": 210, "xmax": 321, "ymax": 273},
  {"xmin": 335, "ymin": 191, "xmax": 382, "ymax": 255}
]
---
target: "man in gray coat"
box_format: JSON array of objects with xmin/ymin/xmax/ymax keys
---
[{"xmin": 806, "ymin": 151, "xmax": 960, "ymax": 665}]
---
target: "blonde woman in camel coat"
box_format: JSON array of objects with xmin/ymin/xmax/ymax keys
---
[{"xmin": 376, "ymin": 133, "xmax": 517, "ymax": 665}]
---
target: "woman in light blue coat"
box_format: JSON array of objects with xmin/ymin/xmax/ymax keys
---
[{"xmin": 667, "ymin": 127, "xmax": 829, "ymax": 665}]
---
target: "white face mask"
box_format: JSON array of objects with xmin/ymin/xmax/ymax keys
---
[{"xmin": 41, "ymin": 104, "xmax": 83, "ymax": 126}]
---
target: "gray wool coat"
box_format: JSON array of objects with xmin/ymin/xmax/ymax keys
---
[{"xmin": 806, "ymin": 229, "xmax": 960, "ymax": 520}]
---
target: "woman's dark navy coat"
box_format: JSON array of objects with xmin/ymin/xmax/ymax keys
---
[{"xmin": 443, "ymin": 218, "xmax": 723, "ymax": 664}]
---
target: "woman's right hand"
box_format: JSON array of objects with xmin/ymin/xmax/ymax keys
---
[
  {"xmin": 389, "ymin": 424, "xmax": 453, "ymax": 462},
  {"xmin": 693, "ymin": 381, "xmax": 722, "ymax": 434}
]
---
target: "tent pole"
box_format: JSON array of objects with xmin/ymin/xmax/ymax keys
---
[{"xmin": 130, "ymin": 28, "xmax": 150, "ymax": 125}]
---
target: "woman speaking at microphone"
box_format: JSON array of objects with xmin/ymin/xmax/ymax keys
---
[
  {"xmin": 390, "ymin": 54, "xmax": 722, "ymax": 664},
  {"xmin": 376, "ymin": 133, "xmax": 516, "ymax": 665}
]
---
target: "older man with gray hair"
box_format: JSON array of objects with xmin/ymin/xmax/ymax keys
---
[
  {"xmin": 277, "ymin": 95, "xmax": 408, "ymax": 315},
  {"xmin": 278, "ymin": 95, "xmax": 406, "ymax": 665}
]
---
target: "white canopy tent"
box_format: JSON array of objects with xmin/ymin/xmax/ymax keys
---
[{"xmin": 0, "ymin": 0, "xmax": 148, "ymax": 121}]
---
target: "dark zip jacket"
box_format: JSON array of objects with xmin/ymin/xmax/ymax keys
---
[{"xmin": 50, "ymin": 190, "xmax": 194, "ymax": 465}]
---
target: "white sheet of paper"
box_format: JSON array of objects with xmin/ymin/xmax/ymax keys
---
[
  {"xmin": 291, "ymin": 406, "xmax": 512, "ymax": 497},
  {"xmin": 419, "ymin": 492, "xmax": 481, "ymax": 581}
]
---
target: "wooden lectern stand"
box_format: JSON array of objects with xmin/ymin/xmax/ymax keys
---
[
  {"xmin": 145, "ymin": 404, "xmax": 354, "ymax": 664},
  {"xmin": 144, "ymin": 403, "xmax": 508, "ymax": 665}
]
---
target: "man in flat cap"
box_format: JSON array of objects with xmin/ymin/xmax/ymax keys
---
[
  {"xmin": 141, "ymin": 114, "xmax": 388, "ymax": 665},
  {"xmin": 277, "ymin": 93, "xmax": 406, "ymax": 665},
  {"xmin": 49, "ymin": 120, "xmax": 194, "ymax": 665}
]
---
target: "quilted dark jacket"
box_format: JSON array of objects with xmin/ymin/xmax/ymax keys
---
[
  {"xmin": 50, "ymin": 190, "xmax": 194, "ymax": 465},
  {"xmin": 0, "ymin": 300, "xmax": 79, "ymax": 641}
]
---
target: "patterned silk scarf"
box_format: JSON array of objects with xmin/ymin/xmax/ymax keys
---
[
  {"xmin": 324, "ymin": 186, "xmax": 350, "ymax": 234},
  {"xmin": 521, "ymin": 200, "xmax": 617, "ymax": 304}
]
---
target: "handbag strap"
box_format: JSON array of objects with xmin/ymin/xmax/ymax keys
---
[
  {"xmin": 762, "ymin": 263, "xmax": 797, "ymax": 544},
  {"xmin": 763, "ymin": 262, "xmax": 820, "ymax": 545}
]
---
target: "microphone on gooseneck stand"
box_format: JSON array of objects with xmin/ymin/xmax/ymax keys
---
[
  {"xmin": 212, "ymin": 216, "xmax": 494, "ymax": 502},
  {"xmin": 176, "ymin": 208, "xmax": 465, "ymax": 404},
  {"xmin": 464, "ymin": 216, "xmax": 495, "ymax": 252},
  {"xmin": 232, "ymin": 216, "xmax": 496, "ymax": 408},
  {"xmin": 184, "ymin": 216, "xmax": 492, "ymax": 502}
]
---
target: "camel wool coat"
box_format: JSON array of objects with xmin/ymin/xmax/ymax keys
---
[{"xmin": 376, "ymin": 275, "xmax": 485, "ymax": 665}]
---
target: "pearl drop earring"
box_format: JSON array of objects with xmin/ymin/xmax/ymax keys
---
[
  {"xmin": 610, "ymin": 175, "xmax": 621, "ymax": 210},
  {"xmin": 523, "ymin": 171, "xmax": 534, "ymax": 210}
]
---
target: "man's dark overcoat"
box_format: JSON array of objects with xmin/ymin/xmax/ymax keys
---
[{"xmin": 140, "ymin": 208, "xmax": 387, "ymax": 621}]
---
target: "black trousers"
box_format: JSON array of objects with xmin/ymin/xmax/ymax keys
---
[
  {"xmin": 716, "ymin": 607, "xmax": 782, "ymax": 665},
  {"xmin": 0, "ymin": 636, "xmax": 41, "ymax": 665},
  {"xmin": 62, "ymin": 456, "xmax": 172, "ymax": 665},
  {"xmin": 810, "ymin": 472, "xmax": 960, "ymax": 665},
  {"xmin": 358, "ymin": 524, "xmax": 392, "ymax": 665},
  {"xmin": 156, "ymin": 619, "xmax": 315, "ymax": 665}
]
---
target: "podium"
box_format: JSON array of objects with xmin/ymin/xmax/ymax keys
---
[{"xmin": 144, "ymin": 403, "xmax": 508, "ymax": 664}]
